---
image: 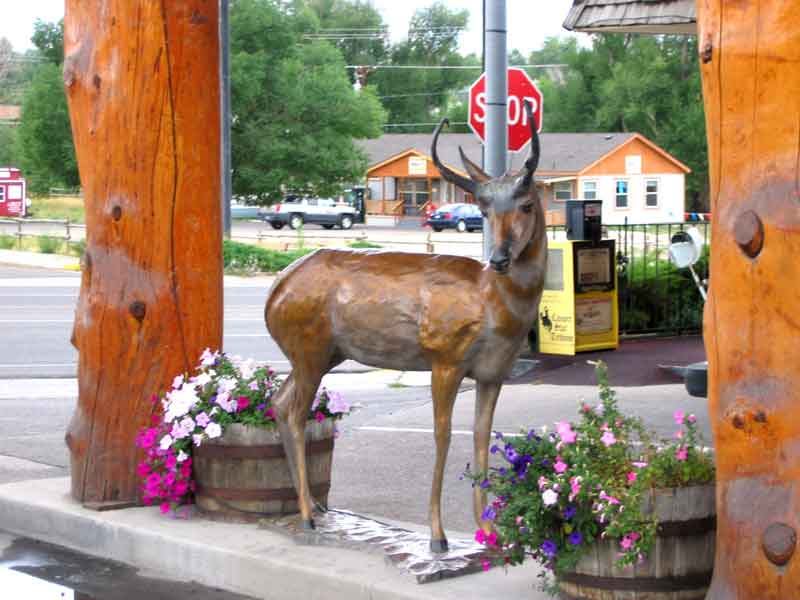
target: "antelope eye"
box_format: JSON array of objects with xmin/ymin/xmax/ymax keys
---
[{"xmin": 520, "ymin": 204, "xmax": 534, "ymax": 214}]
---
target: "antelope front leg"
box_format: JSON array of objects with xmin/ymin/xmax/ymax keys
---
[
  {"xmin": 473, "ymin": 380, "xmax": 502, "ymax": 533},
  {"xmin": 274, "ymin": 372, "xmax": 321, "ymax": 529},
  {"xmin": 429, "ymin": 364, "xmax": 463, "ymax": 554}
]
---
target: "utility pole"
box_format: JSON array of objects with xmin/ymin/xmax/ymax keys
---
[
  {"xmin": 482, "ymin": 0, "xmax": 507, "ymax": 260},
  {"xmin": 221, "ymin": 0, "xmax": 232, "ymax": 239}
]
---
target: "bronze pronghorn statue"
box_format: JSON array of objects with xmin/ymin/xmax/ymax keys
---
[{"xmin": 265, "ymin": 101, "xmax": 547, "ymax": 552}]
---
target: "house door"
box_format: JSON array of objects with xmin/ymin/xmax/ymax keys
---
[{"xmin": 400, "ymin": 179, "xmax": 429, "ymax": 216}]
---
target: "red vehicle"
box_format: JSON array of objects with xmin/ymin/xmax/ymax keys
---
[{"xmin": 0, "ymin": 167, "xmax": 26, "ymax": 217}]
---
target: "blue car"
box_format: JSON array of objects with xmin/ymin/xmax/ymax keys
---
[{"xmin": 426, "ymin": 203, "xmax": 483, "ymax": 232}]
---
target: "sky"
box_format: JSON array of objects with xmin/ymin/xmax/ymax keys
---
[{"xmin": 0, "ymin": 1, "xmax": 583, "ymax": 56}]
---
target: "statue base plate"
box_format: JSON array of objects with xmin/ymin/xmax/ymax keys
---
[{"xmin": 259, "ymin": 509, "xmax": 498, "ymax": 584}]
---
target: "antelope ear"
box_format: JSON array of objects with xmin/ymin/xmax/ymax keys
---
[{"xmin": 458, "ymin": 147, "xmax": 491, "ymax": 184}]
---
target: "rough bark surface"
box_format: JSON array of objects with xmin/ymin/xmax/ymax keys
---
[
  {"xmin": 64, "ymin": 0, "xmax": 223, "ymax": 505},
  {"xmin": 697, "ymin": 1, "xmax": 800, "ymax": 596}
]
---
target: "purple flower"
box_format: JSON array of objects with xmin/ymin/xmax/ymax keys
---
[
  {"xmin": 541, "ymin": 458, "xmax": 551, "ymax": 467},
  {"xmin": 256, "ymin": 403, "xmax": 266, "ymax": 411},
  {"xmin": 504, "ymin": 445, "xmax": 518, "ymax": 463},
  {"xmin": 490, "ymin": 444, "xmax": 499, "ymax": 454},
  {"xmin": 540, "ymin": 540, "xmax": 558, "ymax": 558},
  {"xmin": 481, "ymin": 506, "xmax": 497, "ymax": 521},
  {"xmin": 568, "ymin": 531, "xmax": 583, "ymax": 546},
  {"xmin": 494, "ymin": 431, "xmax": 504, "ymax": 440},
  {"xmin": 480, "ymin": 478, "xmax": 490, "ymax": 490},
  {"xmin": 563, "ymin": 506, "xmax": 577, "ymax": 520}
]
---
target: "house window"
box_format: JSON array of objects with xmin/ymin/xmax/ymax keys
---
[
  {"xmin": 645, "ymin": 179, "xmax": 659, "ymax": 207},
  {"xmin": 554, "ymin": 181, "xmax": 572, "ymax": 201},
  {"xmin": 582, "ymin": 181, "xmax": 597, "ymax": 200},
  {"xmin": 367, "ymin": 178, "xmax": 382, "ymax": 201},
  {"xmin": 0, "ymin": 187, "xmax": 5, "ymax": 202},
  {"xmin": 615, "ymin": 180, "xmax": 628, "ymax": 208}
]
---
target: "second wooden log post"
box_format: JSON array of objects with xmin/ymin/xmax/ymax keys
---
[
  {"xmin": 64, "ymin": 1, "xmax": 223, "ymax": 506},
  {"xmin": 697, "ymin": 0, "xmax": 800, "ymax": 596}
]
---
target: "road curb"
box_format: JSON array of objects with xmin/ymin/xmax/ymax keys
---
[{"xmin": 0, "ymin": 478, "xmax": 545, "ymax": 600}]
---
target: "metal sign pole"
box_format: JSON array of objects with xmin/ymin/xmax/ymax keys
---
[{"xmin": 483, "ymin": 0, "xmax": 507, "ymax": 260}]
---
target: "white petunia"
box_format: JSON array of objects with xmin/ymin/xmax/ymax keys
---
[
  {"xmin": 205, "ymin": 422, "xmax": 222, "ymax": 439},
  {"xmin": 159, "ymin": 434, "xmax": 174, "ymax": 451},
  {"xmin": 177, "ymin": 451, "xmax": 189, "ymax": 463},
  {"xmin": 542, "ymin": 489, "xmax": 559, "ymax": 507}
]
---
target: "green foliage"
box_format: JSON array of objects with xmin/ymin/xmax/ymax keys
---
[
  {"xmin": 309, "ymin": 0, "xmax": 388, "ymax": 81},
  {"xmin": 620, "ymin": 245, "xmax": 708, "ymax": 333},
  {"xmin": 0, "ymin": 125, "xmax": 20, "ymax": 166},
  {"xmin": 69, "ymin": 239, "xmax": 86, "ymax": 258},
  {"xmin": 223, "ymin": 240, "xmax": 314, "ymax": 273},
  {"xmin": 28, "ymin": 195, "xmax": 85, "ymax": 222},
  {"xmin": 372, "ymin": 2, "xmax": 474, "ymax": 133},
  {"xmin": 17, "ymin": 63, "xmax": 79, "ymax": 194},
  {"xmin": 36, "ymin": 235, "xmax": 63, "ymax": 254},
  {"xmin": 230, "ymin": 0, "xmax": 386, "ymax": 202},
  {"xmin": 31, "ymin": 19, "xmax": 64, "ymax": 65},
  {"xmin": 0, "ymin": 234, "xmax": 15, "ymax": 249},
  {"xmin": 475, "ymin": 362, "xmax": 714, "ymax": 585},
  {"xmin": 347, "ymin": 240, "xmax": 381, "ymax": 249},
  {"xmin": 532, "ymin": 35, "xmax": 709, "ymax": 211}
]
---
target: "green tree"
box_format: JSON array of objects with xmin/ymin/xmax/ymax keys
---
[
  {"xmin": 17, "ymin": 63, "xmax": 79, "ymax": 193},
  {"xmin": 308, "ymin": 0, "xmax": 388, "ymax": 81},
  {"xmin": 530, "ymin": 34, "xmax": 709, "ymax": 210},
  {"xmin": 31, "ymin": 19, "xmax": 64, "ymax": 65},
  {"xmin": 372, "ymin": 2, "xmax": 473, "ymax": 133},
  {"xmin": 230, "ymin": 0, "xmax": 385, "ymax": 201},
  {"xmin": 0, "ymin": 125, "xmax": 19, "ymax": 166}
]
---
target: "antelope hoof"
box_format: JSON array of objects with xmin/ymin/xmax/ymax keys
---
[
  {"xmin": 430, "ymin": 538, "xmax": 449, "ymax": 554},
  {"xmin": 301, "ymin": 518, "xmax": 316, "ymax": 531}
]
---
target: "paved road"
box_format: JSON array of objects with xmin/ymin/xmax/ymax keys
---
[{"xmin": 0, "ymin": 263, "xmax": 709, "ymax": 540}]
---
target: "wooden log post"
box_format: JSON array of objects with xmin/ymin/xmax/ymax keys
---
[
  {"xmin": 697, "ymin": 1, "xmax": 800, "ymax": 596},
  {"xmin": 64, "ymin": 1, "xmax": 223, "ymax": 506}
]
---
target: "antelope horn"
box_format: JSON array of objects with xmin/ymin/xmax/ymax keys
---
[
  {"xmin": 431, "ymin": 118, "xmax": 477, "ymax": 196},
  {"xmin": 520, "ymin": 100, "xmax": 540, "ymax": 188}
]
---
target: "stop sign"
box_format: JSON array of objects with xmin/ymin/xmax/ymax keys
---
[{"xmin": 468, "ymin": 67, "xmax": 543, "ymax": 153}]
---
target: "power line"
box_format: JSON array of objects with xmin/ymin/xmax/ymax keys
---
[
  {"xmin": 347, "ymin": 63, "xmax": 566, "ymax": 70},
  {"xmin": 383, "ymin": 122, "xmax": 468, "ymax": 128}
]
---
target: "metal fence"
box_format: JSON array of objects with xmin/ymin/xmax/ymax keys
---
[
  {"xmin": 547, "ymin": 221, "xmax": 711, "ymax": 336},
  {"xmin": 0, "ymin": 218, "xmax": 86, "ymax": 252}
]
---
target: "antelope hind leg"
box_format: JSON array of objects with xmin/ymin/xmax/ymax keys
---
[
  {"xmin": 429, "ymin": 364, "xmax": 463, "ymax": 554},
  {"xmin": 473, "ymin": 381, "xmax": 503, "ymax": 533},
  {"xmin": 273, "ymin": 371, "xmax": 323, "ymax": 528}
]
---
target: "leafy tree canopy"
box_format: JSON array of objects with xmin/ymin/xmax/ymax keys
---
[
  {"xmin": 31, "ymin": 19, "xmax": 64, "ymax": 65},
  {"xmin": 230, "ymin": 0, "xmax": 385, "ymax": 202},
  {"xmin": 17, "ymin": 62, "xmax": 79, "ymax": 193}
]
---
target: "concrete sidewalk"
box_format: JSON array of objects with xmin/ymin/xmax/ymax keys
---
[{"xmin": 0, "ymin": 478, "xmax": 548, "ymax": 600}]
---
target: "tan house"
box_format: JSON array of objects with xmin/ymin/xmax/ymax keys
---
[
  {"xmin": 563, "ymin": 0, "xmax": 696, "ymax": 34},
  {"xmin": 356, "ymin": 132, "xmax": 690, "ymax": 225}
]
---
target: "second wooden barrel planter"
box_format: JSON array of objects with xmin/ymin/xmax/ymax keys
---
[
  {"xmin": 558, "ymin": 484, "xmax": 716, "ymax": 600},
  {"xmin": 193, "ymin": 420, "xmax": 335, "ymax": 522}
]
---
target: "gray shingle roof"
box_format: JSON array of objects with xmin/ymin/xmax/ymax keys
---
[
  {"xmin": 356, "ymin": 132, "xmax": 637, "ymax": 175},
  {"xmin": 563, "ymin": 0, "xmax": 696, "ymax": 34}
]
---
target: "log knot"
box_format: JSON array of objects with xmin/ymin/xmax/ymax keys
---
[
  {"xmin": 129, "ymin": 301, "xmax": 147, "ymax": 322},
  {"xmin": 763, "ymin": 522, "xmax": 796, "ymax": 566},
  {"xmin": 112, "ymin": 205, "xmax": 122, "ymax": 221},
  {"xmin": 734, "ymin": 210, "xmax": 764, "ymax": 258},
  {"xmin": 701, "ymin": 40, "xmax": 713, "ymax": 64}
]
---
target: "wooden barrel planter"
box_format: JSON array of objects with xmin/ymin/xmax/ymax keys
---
[
  {"xmin": 192, "ymin": 420, "xmax": 334, "ymax": 522},
  {"xmin": 559, "ymin": 485, "xmax": 716, "ymax": 600}
]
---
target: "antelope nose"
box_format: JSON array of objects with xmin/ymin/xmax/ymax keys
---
[{"xmin": 490, "ymin": 252, "xmax": 510, "ymax": 273}]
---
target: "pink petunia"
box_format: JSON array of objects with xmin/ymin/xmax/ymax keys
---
[
  {"xmin": 314, "ymin": 411, "xmax": 326, "ymax": 423},
  {"xmin": 486, "ymin": 532, "xmax": 498, "ymax": 547},
  {"xmin": 675, "ymin": 447, "xmax": 688, "ymax": 461},
  {"xmin": 627, "ymin": 471, "xmax": 637, "ymax": 484},
  {"xmin": 554, "ymin": 459, "xmax": 568, "ymax": 474},
  {"xmin": 601, "ymin": 431, "xmax": 616, "ymax": 447},
  {"xmin": 687, "ymin": 414, "xmax": 697, "ymax": 424},
  {"xmin": 237, "ymin": 396, "xmax": 250, "ymax": 412},
  {"xmin": 556, "ymin": 421, "xmax": 577, "ymax": 444},
  {"xmin": 136, "ymin": 461, "xmax": 151, "ymax": 477},
  {"xmin": 674, "ymin": 410, "xmax": 685, "ymax": 426},
  {"xmin": 632, "ymin": 461, "xmax": 648, "ymax": 468},
  {"xmin": 482, "ymin": 559, "xmax": 492, "ymax": 572},
  {"xmin": 160, "ymin": 502, "xmax": 171, "ymax": 514},
  {"xmin": 475, "ymin": 529, "xmax": 487, "ymax": 544}
]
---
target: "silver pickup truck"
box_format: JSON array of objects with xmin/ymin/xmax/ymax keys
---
[{"xmin": 263, "ymin": 197, "xmax": 356, "ymax": 230}]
